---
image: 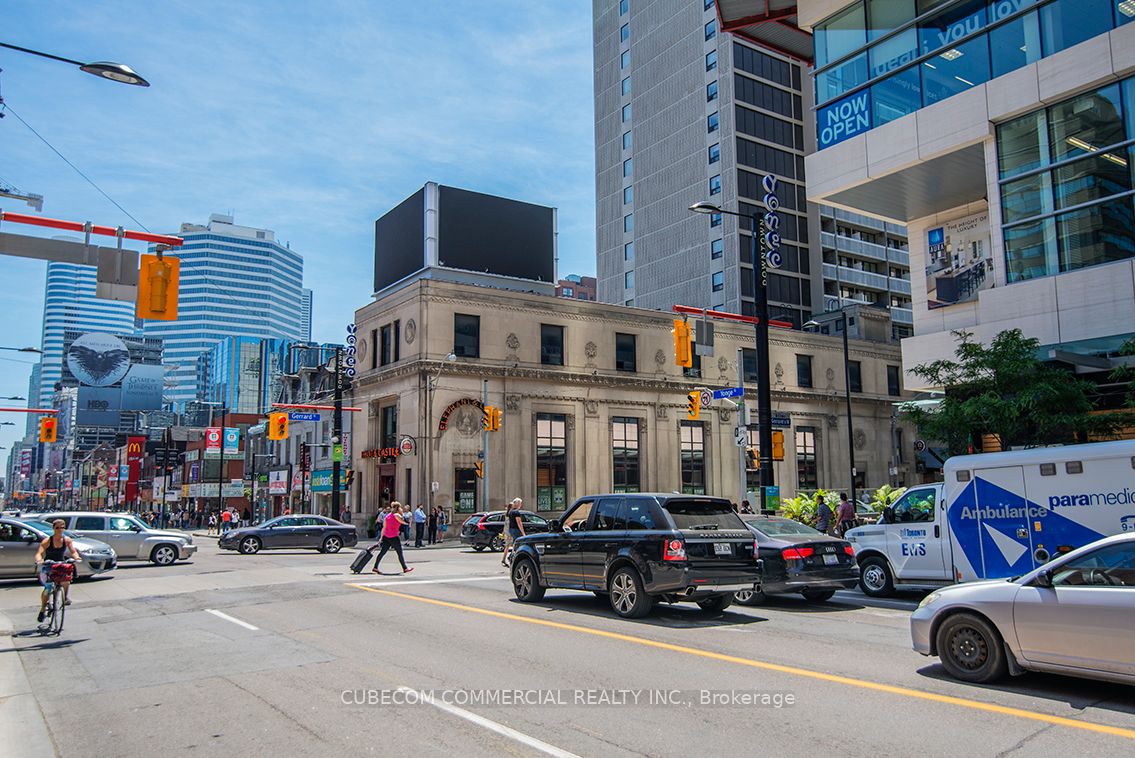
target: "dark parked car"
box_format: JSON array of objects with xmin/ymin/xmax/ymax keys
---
[
  {"xmin": 219, "ymin": 515, "xmax": 358, "ymax": 555},
  {"xmin": 510, "ymin": 494, "xmax": 762, "ymax": 619},
  {"xmin": 734, "ymin": 515, "xmax": 857, "ymax": 605},
  {"xmin": 460, "ymin": 510, "xmax": 550, "ymax": 552}
]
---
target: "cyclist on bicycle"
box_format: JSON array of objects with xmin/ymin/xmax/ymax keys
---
[{"xmin": 34, "ymin": 519, "xmax": 81, "ymax": 623}]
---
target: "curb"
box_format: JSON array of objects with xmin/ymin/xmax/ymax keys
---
[{"xmin": 0, "ymin": 613, "xmax": 56, "ymax": 757}]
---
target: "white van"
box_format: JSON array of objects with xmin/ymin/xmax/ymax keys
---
[{"xmin": 847, "ymin": 439, "xmax": 1135, "ymax": 597}]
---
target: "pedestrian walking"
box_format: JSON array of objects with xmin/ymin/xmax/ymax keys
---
[
  {"xmin": 438, "ymin": 508, "xmax": 448, "ymax": 542},
  {"xmin": 208, "ymin": 512, "xmax": 218, "ymax": 535},
  {"xmin": 372, "ymin": 502, "xmax": 413, "ymax": 574},
  {"xmin": 242, "ymin": 507, "xmax": 251, "ymax": 528},
  {"xmin": 836, "ymin": 492, "xmax": 856, "ymax": 537},
  {"xmin": 427, "ymin": 506, "xmax": 438, "ymax": 545},
  {"xmin": 413, "ymin": 504, "xmax": 426, "ymax": 547},
  {"xmin": 815, "ymin": 492, "xmax": 833, "ymax": 535},
  {"xmin": 221, "ymin": 508, "xmax": 232, "ymax": 533},
  {"xmin": 501, "ymin": 498, "xmax": 526, "ymax": 567}
]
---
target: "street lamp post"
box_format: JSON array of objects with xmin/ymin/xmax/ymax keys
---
[
  {"xmin": 804, "ymin": 312, "xmax": 857, "ymax": 505},
  {"xmin": 0, "ymin": 42, "xmax": 149, "ymax": 86},
  {"xmin": 690, "ymin": 197, "xmax": 778, "ymax": 513},
  {"xmin": 424, "ymin": 352, "xmax": 458, "ymax": 517}
]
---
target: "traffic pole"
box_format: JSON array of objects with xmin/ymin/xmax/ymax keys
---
[
  {"xmin": 736, "ymin": 347, "xmax": 747, "ymax": 509},
  {"xmin": 332, "ymin": 346, "xmax": 343, "ymax": 519}
]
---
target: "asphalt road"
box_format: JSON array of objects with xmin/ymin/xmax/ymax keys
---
[{"xmin": 2, "ymin": 539, "xmax": 1133, "ymax": 757}]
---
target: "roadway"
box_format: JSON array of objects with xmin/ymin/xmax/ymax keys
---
[{"xmin": 1, "ymin": 539, "xmax": 1133, "ymax": 757}]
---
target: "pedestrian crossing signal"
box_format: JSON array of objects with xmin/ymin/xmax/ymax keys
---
[
  {"xmin": 475, "ymin": 461, "xmax": 484, "ymax": 478},
  {"xmin": 38, "ymin": 417, "xmax": 57, "ymax": 444},
  {"xmin": 686, "ymin": 391, "xmax": 700, "ymax": 420},
  {"xmin": 268, "ymin": 412, "xmax": 289, "ymax": 440}
]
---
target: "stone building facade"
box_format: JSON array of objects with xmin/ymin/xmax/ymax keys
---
[{"xmin": 348, "ymin": 275, "xmax": 915, "ymax": 524}]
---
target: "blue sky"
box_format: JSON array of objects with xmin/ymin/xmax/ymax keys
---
[{"xmin": 0, "ymin": 1, "xmax": 596, "ymax": 454}]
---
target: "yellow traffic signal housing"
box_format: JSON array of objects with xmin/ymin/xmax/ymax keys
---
[
  {"xmin": 771, "ymin": 430, "xmax": 785, "ymax": 461},
  {"xmin": 268, "ymin": 412, "xmax": 289, "ymax": 440},
  {"xmin": 686, "ymin": 391, "xmax": 700, "ymax": 420},
  {"xmin": 491, "ymin": 406, "xmax": 502, "ymax": 431},
  {"xmin": 482, "ymin": 406, "xmax": 494, "ymax": 432},
  {"xmin": 39, "ymin": 417, "xmax": 58, "ymax": 443},
  {"xmin": 746, "ymin": 447, "xmax": 759, "ymax": 470},
  {"xmin": 475, "ymin": 461, "xmax": 484, "ymax": 478},
  {"xmin": 672, "ymin": 319, "xmax": 693, "ymax": 368},
  {"xmin": 136, "ymin": 254, "xmax": 180, "ymax": 320}
]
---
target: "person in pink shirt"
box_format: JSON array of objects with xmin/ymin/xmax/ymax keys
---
[{"xmin": 372, "ymin": 502, "xmax": 413, "ymax": 574}]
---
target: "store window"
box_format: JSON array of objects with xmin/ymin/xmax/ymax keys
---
[
  {"xmin": 454, "ymin": 313, "xmax": 480, "ymax": 358},
  {"xmin": 680, "ymin": 421, "xmax": 706, "ymax": 494},
  {"xmin": 796, "ymin": 426, "xmax": 818, "ymax": 489},
  {"xmin": 849, "ymin": 360, "xmax": 863, "ymax": 393},
  {"xmin": 615, "ymin": 332, "xmax": 637, "ymax": 372},
  {"xmin": 380, "ymin": 405, "xmax": 397, "ymax": 449},
  {"xmin": 541, "ymin": 324, "xmax": 564, "ymax": 366},
  {"xmin": 612, "ymin": 417, "xmax": 641, "ymax": 493},
  {"xmin": 887, "ymin": 365, "xmax": 901, "ymax": 397},
  {"xmin": 796, "ymin": 354, "xmax": 813, "ymax": 388},
  {"xmin": 536, "ymin": 413, "xmax": 567, "ymax": 511}
]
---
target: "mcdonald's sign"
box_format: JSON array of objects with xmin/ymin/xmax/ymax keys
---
[{"xmin": 125, "ymin": 435, "xmax": 146, "ymax": 504}]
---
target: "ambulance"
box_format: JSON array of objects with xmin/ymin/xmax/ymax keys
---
[{"xmin": 846, "ymin": 439, "xmax": 1135, "ymax": 597}]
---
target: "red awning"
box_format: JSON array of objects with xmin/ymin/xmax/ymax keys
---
[{"xmin": 715, "ymin": 1, "xmax": 812, "ymax": 64}]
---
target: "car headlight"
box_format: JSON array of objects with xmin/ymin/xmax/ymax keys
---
[{"xmin": 918, "ymin": 592, "xmax": 942, "ymax": 609}]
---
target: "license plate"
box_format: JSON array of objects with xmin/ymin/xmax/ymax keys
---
[
  {"xmin": 823, "ymin": 554, "xmax": 838, "ymax": 565},
  {"xmin": 714, "ymin": 543, "xmax": 732, "ymax": 555}
]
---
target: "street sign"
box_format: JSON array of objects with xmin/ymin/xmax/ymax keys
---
[
  {"xmin": 713, "ymin": 387, "xmax": 744, "ymax": 400},
  {"xmin": 248, "ymin": 423, "xmax": 266, "ymax": 435},
  {"xmin": 289, "ymin": 412, "xmax": 321, "ymax": 422},
  {"xmin": 699, "ymin": 389, "xmax": 713, "ymax": 408},
  {"xmin": 771, "ymin": 413, "xmax": 792, "ymax": 429},
  {"xmin": 914, "ymin": 439, "xmax": 926, "ymax": 452},
  {"xmin": 734, "ymin": 426, "xmax": 746, "ymax": 447},
  {"xmin": 332, "ymin": 443, "xmax": 344, "ymax": 463}
]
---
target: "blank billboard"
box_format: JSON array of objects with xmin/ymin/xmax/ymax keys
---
[{"xmin": 437, "ymin": 186, "xmax": 554, "ymax": 282}]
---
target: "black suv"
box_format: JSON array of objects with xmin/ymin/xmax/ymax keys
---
[
  {"xmin": 460, "ymin": 510, "xmax": 551, "ymax": 552},
  {"xmin": 510, "ymin": 494, "xmax": 762, "ymax": 618}
]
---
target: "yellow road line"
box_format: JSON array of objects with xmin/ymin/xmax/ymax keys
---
[{"xmin": 346, "ymin": 583, "xmax": 1135, "ymax": 742}]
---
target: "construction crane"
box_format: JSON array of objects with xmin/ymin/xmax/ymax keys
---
[{"xmin": 0, "ymin": 181, "xmax": 43, "ymax": 212}]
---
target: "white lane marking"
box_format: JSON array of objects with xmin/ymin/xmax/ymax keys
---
[
  {"xmin": 395, "ymin": 687, "xmax": 581, "ymax": 758},
  {"xmin": 353, "ymin": 576, "xmax": 510, "ymax": 588},
  {"xmin": 205, "ymin": 609, "xmax": 259, "ymax": 630}
]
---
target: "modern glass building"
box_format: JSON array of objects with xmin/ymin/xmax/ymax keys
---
[
  {"xmin": 36, "ymin": 261, "xmax": 139, "ymax": 412},
  {"xmin": 798, "ymin": 0, "xmax": 1135, "ymax": 390},
  {"xmin": 144, "ymin": 214, "xmax": 311, "ymax": 405}
]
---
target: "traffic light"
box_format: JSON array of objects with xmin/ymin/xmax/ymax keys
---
[
  {"xmin": 686, "ymin": 391, "xmax": 700, "ymax": 420},
  {"xmin": 475, "ymin": 461, "xmax": 484, "ymax": 478},
  {"xmin": 344, "ymin": 470, "xmax": 354, "ymax": 489},
  {"xmin": 745, "ymin": 447, "xmax": 759, "ymax": 470},
  {"xmin": 268, "ymin": 412, "xmax": 289, "ymax": 440},
  {"xmin": 771, "ymin": 430, "xmax": 785, "ymax": 461},
  {"xmin": 38, "ymin": 417, "xmax": 57, "ymax": 443},
  {"xmin": 135, "ymin": 253, "xmax": 180, "ymax": 320},
  {"xmin": 490, "ymin": 406, "xmax": 502, "ymax": 431},
  {"xmin": 672, "ymin": 319, "xmax": 692, "ymax": 368}
]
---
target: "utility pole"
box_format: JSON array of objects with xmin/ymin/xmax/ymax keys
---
[
  {"xmin": 736, "ymin": 347, "xmax": 747, "ymax": 508},
  {"xmin": 332, "ymin": 346, "xmax": 343, "ymax": 519},
  {"xmin": 215, "ymin": 405, "xmax": 226, "ymax": 518},
  {"xmin": 481, "ymin": 379, "xmax": 488, "ymax": 511}
]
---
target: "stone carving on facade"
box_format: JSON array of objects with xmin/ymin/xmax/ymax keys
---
[
  {"xmin": 565, "ymin": 414, "xmax": 576, "ymax": 432},
  {"xmin": 656, "ymin": 404, "xmax": 668, "ymax": 420},
  {"xmin": 826, "ymin": 414, "xmax": 839, "ymax": 430},
  {"xmin": 505, "ymin": 394, "xmax": 521, "ymax": 412},
  {"xmin": 451, "ymin": 405, "xmax": 483, "ymax": 438},
  {"xmin": 717, "ymin": 406, "xmax": 732, "ymax": 423},
  {"xmin": 654, "ymin": 349, "xmax": 666, "ymax": 368},
  {"xmin": 404, "ymin": 318, "xmax": 417, "ymax": 345},
  {"xmin": 774, "ymin": 362, "xmax": 784, "ymax": 387},
  {"xmin": 506, "ymin": 333, "xmax": 520, "ymax": 350},
  {"xmin": 825, "ymin": 367, "xmax": 836, "ymax": 390},
  {"xmin": 584, "ymin": 340, "xmax": 598, "ymax": 369},
  {"xmin": 584, "ymin": 400, "xmax": 599, "ymax": 417},
  {"xmin": 854, "ymin": 428, "xmax": 868, "ymax": 451}
]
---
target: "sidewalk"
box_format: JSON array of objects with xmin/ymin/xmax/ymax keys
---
[{"xmin": 0, "ymin": 613, "xmax": 56, "ymax": 757}]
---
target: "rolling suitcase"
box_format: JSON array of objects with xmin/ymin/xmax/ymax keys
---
[{"xmin": 350, "ymin": 547, "xmax": 374, "ymax": 574}]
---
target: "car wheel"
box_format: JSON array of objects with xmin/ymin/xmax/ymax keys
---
[
  {"xmin": 150, "ymin": 544, "xmax": 179, "ymax": 566},
  {"xmin": 322, "ymin": 535, "xmax": 343, "ymax": 554},
  {"xmin": 608, "ymin": 567, "xmax": 653, "ymax": 619},
  {"xmin": 489, "ymin": 534, "xmax": 505, "ymax": 552},
  {"xmin": 733, "ymin": 588, "xmax": 767, "ymax": 606},
  {"xmin": 935, "ymin": 612, "xmax": 1008, "ymax": 683},
  {"xmin": 801, "ymin": 588, "xmax": 836, "ymax": 602},
  {"xmin": 859, "ymin": 557, "xmax": 895, "ymax": 597},
  {"xmin": 511, "ymin": 558, "xmax": 545, "ymax": 602},
  {"xmin": 238, "ymin": 536, "xmax": 262, "ymax": 555},
  {"xmin": 697, "ymin": 594, "xmax": 733, "ymax": 613},
  {"xmin": 472, "ymin": 544, "xmax": 486, "ymax": 552}
]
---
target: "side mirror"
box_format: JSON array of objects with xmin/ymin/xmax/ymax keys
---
[
  {"xmin": 548, "ymin": 519, "xmax": 562, "ymax": 532},
  {"xmin": 1034, "ymin": 569, "xmax": 1054, "ymax": 588},
  {"xmin": 131, "ymin": 525, "xmax": 143, "ymax": 532},
  {"xmin": 882, "ymin": 506, "xmax": 895, "ymax": 525},
  {"xmin": 25, "ymin": 534, "xmax": 38, "ymax": 543}
]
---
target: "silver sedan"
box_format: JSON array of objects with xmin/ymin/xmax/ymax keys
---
[{"xmin": 910, "ymin": 533, "xmax": 1135, "ymax": 685}]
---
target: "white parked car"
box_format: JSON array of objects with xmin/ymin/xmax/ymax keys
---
[
  {"xmin": 30, "ymin": 512, "xmax": 196, "ymax": 566},
  {"xmin": 910, "ymin": 533, "xmax": 1135, "ymax": 685}
]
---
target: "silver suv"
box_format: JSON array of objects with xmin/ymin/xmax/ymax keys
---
[
  {"xmin": 35, "ymin": 512, "xmax": 196, "ymax": 566},
  {"xmin": 0, "ymin": 517, "xmax": 117, "ymax": 579}
]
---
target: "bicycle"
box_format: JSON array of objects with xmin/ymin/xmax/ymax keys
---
[{"xmin": 38, "ymin": 560, "xmax": 75, "ymax": 636}]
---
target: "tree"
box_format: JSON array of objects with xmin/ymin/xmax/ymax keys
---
[{"xmin": 904, "ymin": 329, "xmax": 1119, "ymax": 456}]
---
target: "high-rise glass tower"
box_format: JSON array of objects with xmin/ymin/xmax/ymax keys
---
[
  {"xmin": 144, "ymin": 214, "xmax": 310, "ymax": 405},
  {"xmin": 36, "ymin": 261, "xmax": 138, "ymax": 409}
]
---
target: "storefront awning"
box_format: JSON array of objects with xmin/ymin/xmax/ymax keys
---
[{"xmin": 716, "ymin": 1, "xmax": 812, "ymax": 64}]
